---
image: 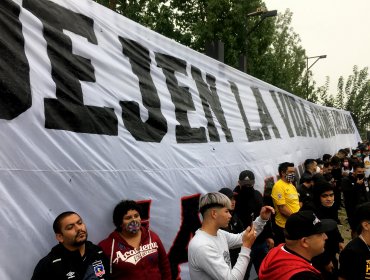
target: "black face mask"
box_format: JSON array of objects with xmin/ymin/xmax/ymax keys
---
[
  {"xmin": 324, "ymin": 173, "xmax": 333, "ymax": 182},
  {"xmin": 357, "ymin": 174, "xmax": 365, "ymax": 180}
]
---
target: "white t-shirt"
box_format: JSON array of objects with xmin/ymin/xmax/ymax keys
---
[
  {"xmin": 364, "ymin": 155, "xmax": 370, "ymax": 178},
  {"xmin": 188, "ymin": 216, "xmax": 266, "ymax": 280}
]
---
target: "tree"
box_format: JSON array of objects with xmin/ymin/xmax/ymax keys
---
[
  {"xmin": 316, "ymin": 76, "xmax": 335, "ymax": 107},
  {"xmin": 336, "ymin": 66, "xmax": 370, "ymax": 137},
  {"xmin": 93, "ymin": 1, "xmax": 310, "ymax": 101},
  {"xmin": 251, "ymin": 9, "xmax": 310, "ymax": 101},
  {"xmin": 94, "ymin": 0, "xmax": 179, "ymax": 39}
]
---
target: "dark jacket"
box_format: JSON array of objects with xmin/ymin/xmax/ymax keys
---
[
  {"xmin": 31, "ymin": 241, "xmax": 109, "ymax": 280},
  {"xmin": 341, "ymin": 175, "xmax": 370, "ymax": 229},
  {"xmin": 234, "ymin": 185, "xmax": 273, "ymax": 243}
]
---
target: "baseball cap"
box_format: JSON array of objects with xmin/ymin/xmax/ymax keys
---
[
  {"xmin": 218, "ymin": 188, "xmax": 237, "ymax": 199},
  {"xmin": 239, "ymin": 170, "xmax": 255, "ymax": 181},
  {"xmin": 284, "ymin": 210, "xmax": 337, "ymax": 240}
]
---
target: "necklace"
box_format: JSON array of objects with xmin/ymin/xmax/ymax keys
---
[{"xmin": 359, "ymin": 234, "xmax": 370, "ymax": 252}]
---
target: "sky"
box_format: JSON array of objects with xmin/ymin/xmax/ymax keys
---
[{"xmin": 264, "ymin": 0, "xmax": 370, "ymax": 93}]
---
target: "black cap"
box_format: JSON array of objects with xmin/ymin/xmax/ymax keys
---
[
  {"xmin": 285, "ymin": 210, "xmax": 337, "ymax": 240},
  {"xmin": 218, "ymin": 188, "xmax": 237, "ymax": 199},
  {"xmin": 239, "ymin": 170, "xmax": 255, "ymax": 181}
]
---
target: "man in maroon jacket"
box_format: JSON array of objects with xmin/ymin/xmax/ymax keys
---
[{"xmin": 259, "ymin": 210, "xmax": 336, "ymax": 280}]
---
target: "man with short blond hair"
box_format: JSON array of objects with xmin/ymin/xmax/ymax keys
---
[{"xmin": 188, "ymin": 192, "xmax": 274, "ymax": 280}]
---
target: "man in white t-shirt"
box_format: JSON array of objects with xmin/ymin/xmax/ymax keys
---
[
  {"xmin": 363, "ymin": 148, "xmax": 370, "ymax": 178},
  {"xmin": 188, "ymin": 192, "xmax": 274, "ymax": 280}
]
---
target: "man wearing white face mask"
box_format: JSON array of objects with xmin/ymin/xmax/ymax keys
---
[{"xmin": 271, "ymin": 162, "xmax": 300, "ymax": 245}]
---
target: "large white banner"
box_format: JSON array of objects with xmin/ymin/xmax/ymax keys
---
[{"xmin": 0, "ymin": 0, "xmax": 361, "ymax": 279}]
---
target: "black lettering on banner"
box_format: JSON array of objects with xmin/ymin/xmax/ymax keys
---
[
  {"xmin": 331, "ymin": 111, "xmax": 340, "ymax": 134},
  {"xmin": 330, "ymin": 113, "xmax": 336, "ymax": 135},
  {"xmin": 23, "ymin": 0, "xmax": 117, "ymax": 135},
  {"xmin": 310, "ymin": 106, "xmax": 324, "ymax": 138},
  {"xmin": 168, "ymin": 194, "xmax": 202, "ymax": 279},
  {"xmin": 0, "ymin": 0, "xmax": 31, "ymax": 120},
  {"xmin": 345, "ymin": 114, "xmax": 355, "ymax": 133},
  {"xmin": 341, "ymin": 113, "xmax": 348, "ymax": 134},
  {"xmin": 251, "ymin": 88, "xmax": 281, "ymax": 140},
  {"xmin": 338, "ymin": 111, "xmax": 349, "ymax": 134},
  {"xmin": 315, "ymin": 108, "xmax": 328, "ymax": 138},
  {"xmin": 119, "ymin": 39, "xmax": 167, "ymax": 142},
  {"xmin": 191, "ymin": 66, "xmax": 233, "ymax": 142},
  {"xmin": 338, "ymin": 111, "xmax": 347, "ymax": 134},
  {"xmin": 270, "ymin": 91, "xmax": 294, "ymax": 138},
  {"xmin": 229, "ymin": 81, "xmax": 263, "ymax": 141},
  {"xmin": 155, "ymin": 53, "xmax": 206, "ymax": 143},
  {"xmin": 284, "ymin": 94, "xmax": 301, "ymax": 136},
  {"xmin": 299, "ymin": 101, "xmax": 317, "ymax": 138},
  {"xmin": 321, "ymin": 109, "xmax": 334, "ymax": 137},
  {"xmin": 287, "ymin": 96, "xmax": 307, "ymax": 137},
  {"xmin": 340, "ymin": 113, "xmax": 348, "ymax": 134},
  {"xmin": 319, "ymin": 109, "xmax": 331, "ymax": 138},
  {"xmin": 332, "ymin": 111, "xmax": 342, "ymax": 134}
]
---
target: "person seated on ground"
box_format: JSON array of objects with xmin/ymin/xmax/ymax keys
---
[
  {"xmin": 218, "ymin": 187, "xmax": 245, "ymax": 267},
  {"xmin": 188, "ymin": 192, "xmax": 274, "ymax": 280},
  {"xmin": 339, "ymin": 202, "xmax": 370, "ymax": 280},
  {"xmin": 31, "ymin": 211, "xmax": 110, "ymax": 280},
  {"xmin": 99, "ymin": 200, "xmax": 171, "ymax": 280},
  {"xmin": 259, "ymin": 210, "xmax": 337, "ymax": 280}
]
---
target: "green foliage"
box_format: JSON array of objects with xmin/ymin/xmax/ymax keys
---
[
  {"xmin": 332, "ymin": 66, "xmax": 370, "ymax": 138},
  {"xmin": 252, "ymin": 9, "xmax": 308, "ymax": 100},
  {"xmin": 92, "ymin": 1, "xmax": 311, "ymax": 102},
  {"xmin": 316, "ymin": 77, "xmax": 335, "ymax": 107},
  {"xmin": 94, "ymin": 0, "xmax": 179, "ymax": 39}
]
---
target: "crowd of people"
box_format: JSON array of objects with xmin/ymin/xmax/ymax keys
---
[{"xmin": 31, "ymin": 141, "xmax": 370, "ymax": 280}]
